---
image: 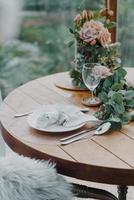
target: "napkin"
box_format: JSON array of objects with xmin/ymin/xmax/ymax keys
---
[{"xmin": 36, "ymin": 104, "xmax": 99, "ymax": 129}]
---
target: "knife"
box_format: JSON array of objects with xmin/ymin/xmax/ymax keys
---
[{"xmin": 60, "ymin": 126, "xmax": 98, "ymax": 145}]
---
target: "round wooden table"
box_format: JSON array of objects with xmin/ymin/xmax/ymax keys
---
[{"xmin": 0, "ymin": 68, "xmax": 134, "ymax": 199}]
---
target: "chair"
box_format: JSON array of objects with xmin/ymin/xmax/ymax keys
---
[{"xmin": 72, "ymin": 183, "xmax": 118, "ymax": 200}]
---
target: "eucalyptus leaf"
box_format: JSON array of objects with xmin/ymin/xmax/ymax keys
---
[
  {"xmin": 98, "ymin": 91, "xmax": 108, "ymax": 103},
  {"xmin": 106, "ymin": 118, "xmax": 122, "ymax": 131},
  {"xmin": 115, "ymin": 67, "xmax": 127, "ymax": 82},
  {"xmin": 119, "ymin": 113, "xmax": 131, "ymax": 124},
  {"xmin": 111, "ymin": 83, "xmax": 124, "ymax": 91},
  {"xmin": 108, "ymin": 90, "xmax": 116, "ymax": 97},
  {"xmin": 114, "ymin": 103, "xmax": 125, "ymax": 114},
  {"xmin": 124, "ymin": 90, "xmax": 134, "ymax": 100},
  {"xmin": 130, "ymin": 113, "xmax": 134, "ymax": 121},
  {"xmin": 110, "ymin": 93, "xmax": 125, "ymax": 114},
  {"xmin": 103, "ymin": 77, "xmax": 113, "ymax": 92},
  {"xmin": 126, "ymin": 99, "xmax": 134, "ymax": 108},
  {"xmin": 104, "ymin": 21, "xmax": 116, "ymax": 29},
  {"xmin": 113, "ymin": 68, "xmax": 125, "ymax": 83}
]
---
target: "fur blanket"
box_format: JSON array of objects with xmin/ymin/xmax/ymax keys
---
[{"xmin": 0, "ymin": 154, "xmax": 73, "ymax": 200}]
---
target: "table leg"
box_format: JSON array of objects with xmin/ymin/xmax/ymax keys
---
[{"xmin": 117, "ymin": 185, "xmax": 128, "ymax": 200}]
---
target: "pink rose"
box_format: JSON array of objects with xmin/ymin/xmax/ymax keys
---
[
  {"xmin": 94, "ymin": 65, "xmax": 112, "ymax": 79},
  {"xmin": 79, "ymin": 20, "xmax": 111, "ymax": 47},
  {"xmin": 79, "ymin": 27, "xmax": 99, "ymax": 43},
  {"xmin": 79, "ymin": 20, "xmax": 101, "ymax": 44}
]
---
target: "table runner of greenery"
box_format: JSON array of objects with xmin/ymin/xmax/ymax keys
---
[{"xmin": 95, "ymin": 67, "xmax": 134, "ymax": 130}]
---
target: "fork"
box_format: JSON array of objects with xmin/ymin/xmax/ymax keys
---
[{"xmin": 14, "ymin": 108, "xmax": 90, "ymax": 118}]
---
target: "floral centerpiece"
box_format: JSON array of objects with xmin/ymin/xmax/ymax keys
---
[
  {"xmin": 70, "ymin": 8, "xmax": 120, "ymax": 88},
  {"xmin": 69, "ymin": 8, "xmax": 134, "ymax": 130}
]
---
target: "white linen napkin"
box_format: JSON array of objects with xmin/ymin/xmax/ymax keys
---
[{"xmin": 36, "ymin": 104, "xmax": 98, "ymax": 129}]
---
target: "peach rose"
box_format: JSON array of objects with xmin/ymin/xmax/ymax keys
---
[
  {"xmin": 98, "ymin": 28, "xmax": 111, "ymax": 47},
  {"xmin": 94, "ymin": 65, "xmax": 112, "ymax": 79}
]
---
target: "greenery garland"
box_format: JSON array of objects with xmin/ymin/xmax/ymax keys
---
[{"xmin": 95, "ymin": 67, "xmax": 134, "ymax": 130}]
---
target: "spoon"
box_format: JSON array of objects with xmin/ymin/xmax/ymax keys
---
[
  {"xmin": 60, "ymin": 122, "xmax": 111, "ymax": 145},
  {"xmin": 94, "ymin": 122, "xmax": 111, "ymax": 135}
]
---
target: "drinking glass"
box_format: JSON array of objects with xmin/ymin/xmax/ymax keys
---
[{"xmin": 82, "ymin": 63, "xmax": 101, "ymax": 106}]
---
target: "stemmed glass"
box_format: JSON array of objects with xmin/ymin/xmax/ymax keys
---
[{"xmin": 82, "ymin": 63, "xmax": 101, "ymax": 106}]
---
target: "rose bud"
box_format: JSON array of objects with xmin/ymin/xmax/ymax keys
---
[
  {"xmin": 74, "ymin": 14, "xmax": 82, "ymax": 22},
  {"xmin": 81, "ymin": 10, "xmax": 94, "ymax": 21},
  {"xmin": 90, "ymin": 39, "xmax": 96, "ymax": 46},
  {"xmin": 100, "ymin": 8, "xmax": 114, "ymax": 19}
]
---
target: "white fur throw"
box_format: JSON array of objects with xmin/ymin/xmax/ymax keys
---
[{"xmin": 0, "ymin": 154, "xmax": 73, "ymax": 200}]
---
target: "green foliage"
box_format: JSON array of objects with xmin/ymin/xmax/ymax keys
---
[
  {"xmin": 104, "ymin": 21, "xmax": 116, "ymax": 29},
  {"xmin": 95, "ymin": 67, "xmax": 134, "ymax": 130},
  {"xmin": 107, "ymin": 118, "xmax": 122, "ymax": 131},
  {"xmin": 70, "ymin": 68, "xmax": 86, "ymax": 88}
]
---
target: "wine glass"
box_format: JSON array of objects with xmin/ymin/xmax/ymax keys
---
[{"xmin": 82, "ymin": 63, "xmax": 101, "ymax": 106}]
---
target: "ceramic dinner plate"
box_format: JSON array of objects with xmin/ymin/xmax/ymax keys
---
[{"xmin": 27, "ymin": 104, "xmax": 86, "ymax": 133}]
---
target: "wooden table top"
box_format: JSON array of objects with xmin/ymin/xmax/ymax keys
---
[{"xmin": 0, "ymin": 67, "xmax": 134, "ymax": 186}]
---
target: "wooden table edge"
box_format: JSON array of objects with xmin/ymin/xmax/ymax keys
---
[{"xmin": 1, "ymin": 123, "xmax": 134, "ymax": 186}]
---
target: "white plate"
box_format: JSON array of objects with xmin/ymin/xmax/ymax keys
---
[{"xmin": 27, "ymin": 104, "xmax": 86, "ymax": 133}]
